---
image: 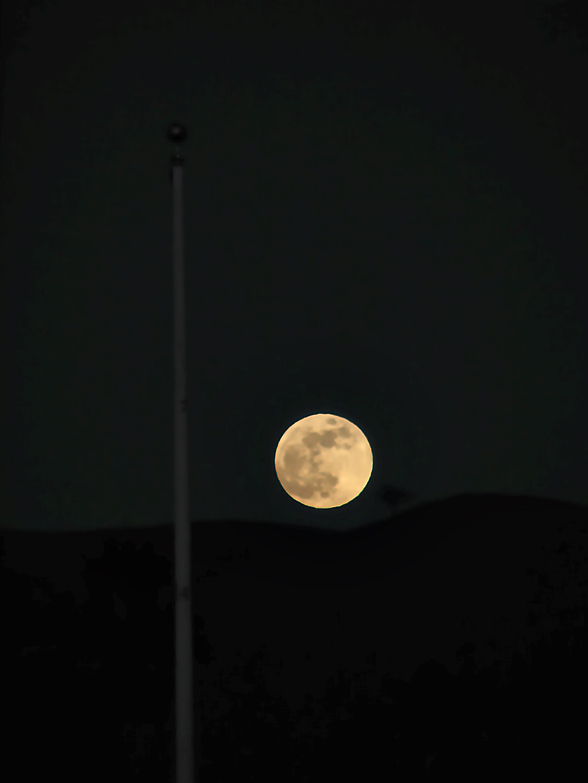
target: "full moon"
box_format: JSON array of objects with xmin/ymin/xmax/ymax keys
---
[{"xmin": 274, "ymin": 413, "xmax": 373, "ymax": 509}]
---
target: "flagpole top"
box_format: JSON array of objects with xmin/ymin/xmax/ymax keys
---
[
  {"xmin": 167, "ymin": 122, "xmax": 187, "ymax": 144},
  {"xmin": 168, "ymin": 123, "xmax": 187, "ymax": 182}
]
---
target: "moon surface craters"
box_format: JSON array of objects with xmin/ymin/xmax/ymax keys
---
[{"xmin": 275, "ymin": 413, "xmax": 373, "ymax": 509}]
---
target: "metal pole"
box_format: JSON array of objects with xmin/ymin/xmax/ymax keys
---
[{"xmin": 168, "ymin": 122, "xmax": 194, "ymax": 783}]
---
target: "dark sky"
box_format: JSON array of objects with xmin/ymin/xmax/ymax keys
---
[{"xmin": 2, "ymin": 0, "xmax": 588, "ymax": 531}]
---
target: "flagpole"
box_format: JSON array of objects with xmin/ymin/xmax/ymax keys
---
[{"xmin": 168, "ymin": 122, "xmax": 194, "ymax": 783}]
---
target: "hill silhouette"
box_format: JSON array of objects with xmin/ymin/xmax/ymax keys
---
[{"xmin": 2, "ymin": 491, "xmax": 587, "ymax": 781}]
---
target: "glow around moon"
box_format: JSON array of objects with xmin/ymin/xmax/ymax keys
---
[{"xmin": 274, "ymin": 413, "xmax": 373, "ymax": 509}]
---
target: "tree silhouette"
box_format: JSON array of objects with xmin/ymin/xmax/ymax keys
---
[
  {"xmin": 377, "ymin": 483, "xmax": 416, "ymax": 513},
  {"xmin": 539, "ymin": 0, "xmax": 588, "ymax": 51}
]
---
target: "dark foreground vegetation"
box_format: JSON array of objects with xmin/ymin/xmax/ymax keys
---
[{"xmin": 2, "ymin": 491, "xmax": 587, "ymax": 780}]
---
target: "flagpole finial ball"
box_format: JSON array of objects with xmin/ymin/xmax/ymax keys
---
[{"xmin": 167, "ymin": 123, "xmax": 187, "ymax": 143}]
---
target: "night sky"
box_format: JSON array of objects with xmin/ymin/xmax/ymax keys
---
[{"xmin": 3, "ymin": 0, "xmax": 588, "ymax": 531}]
